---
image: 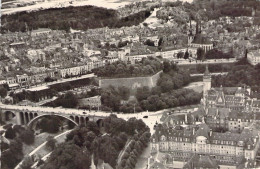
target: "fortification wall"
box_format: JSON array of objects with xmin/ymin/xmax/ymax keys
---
[{"xmin": 99, "ymin": 71, "xmax": 162, "ymax": 93}]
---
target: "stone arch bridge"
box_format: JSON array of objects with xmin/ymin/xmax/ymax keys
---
[{"xmin": 0, "ymin": 103, "xmax": 109, "ymax": 127}]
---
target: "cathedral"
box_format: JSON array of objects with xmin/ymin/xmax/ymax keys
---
[{"xmin": 188, "ymin": 20, "xmax": 214, "ymax": 53}]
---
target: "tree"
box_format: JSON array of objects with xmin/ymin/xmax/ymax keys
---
[
  {"xmin": 5, "ymin": 127, "xmax": 16, "ymax": 139},
  {"xmin": 42, "ymin": 143, "xmax": 91, "ymax": 169},
  {"xmin": 19, "ymin": 129, "xmax": 35, "ymax": 145},
  {"xmin": 144, "ymin": 39, "xmax": 155, "ymax": 46},
  {"xmin": 177, "ymin": 51, "xmax": 184, "ymax": 59},
  {"xmin": 2, "ymin": 139, "xmax": 23, "ymax": 169},
  {"xmin": 163, "ymin": 61, "xmax": 171, "ymax": 73},
  {"xmin": 197, "ymin": 47, "xmax": 205, "ymax": 60},
  {"xmin": 38, "ymin": 117, "xmax": 61, "ymax": 133},
  {"xmin": 0, "ymin": 87, "xmax": 7, "ymax": 98},
  {"xmin": 20, "ymin": 156, "xmax": 34, "ymax": 169},
  {"xmin": 184, "ymin": 50, "xmax": 189, "ymax": 59},
  {"xmin": 45, "ymin": 136, "xmax": 57, "ymax": 151}
]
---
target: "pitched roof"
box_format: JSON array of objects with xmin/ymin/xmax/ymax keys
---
[
  {"xmin": 195, "ymin": 123, "xmax": 210, "ymax": 139},
  {"xmin": 184, "ymin": 154, "xmax": 218, "ymax": 169}
]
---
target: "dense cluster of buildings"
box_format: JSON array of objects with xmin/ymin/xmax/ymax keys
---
[
  {"xmin": 150, "ymin": 68, "xmax": 260, "ymax": 169},
  {"xmin": 1, "ymin": 12, "xmax": 260, "ymax": 90}
]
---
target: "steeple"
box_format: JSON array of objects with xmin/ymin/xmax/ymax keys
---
[{"xmin": 204, "ymin": 65, "xmax": 210, "ymax": 76}]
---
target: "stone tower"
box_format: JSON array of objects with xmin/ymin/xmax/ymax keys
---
[{"xmin": 203, "ymin": 65, "xmax": 211, "ymax": 98}]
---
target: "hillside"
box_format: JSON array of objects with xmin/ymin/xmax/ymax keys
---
[
  {"xmin": 0, "ymin": 5, "xmax": 152, "ymax": 32},
  {"xmin": 1, "ymin": 0, "xmax": 260, "ymax": 33}
]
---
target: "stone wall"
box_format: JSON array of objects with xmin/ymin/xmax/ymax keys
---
[{"xmin": 99, "ymin": 71, "xmax": 162, "ymax": 93}]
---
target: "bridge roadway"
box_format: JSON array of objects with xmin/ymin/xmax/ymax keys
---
[
  {"xmin": 0, "ymin": 103, "xmax": 110, "ymax": 118},
  {"xmin": 0, "ymin": 102, "xmax": 111, "ymax": 126},
  {"xmin": 0, "ymin": 103, "xmax": 194, "ymax": 134}
]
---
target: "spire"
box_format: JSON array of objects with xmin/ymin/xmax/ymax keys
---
[{"xmin": 204, "ymin": 65, "xmax": 210, "ymax": 76}]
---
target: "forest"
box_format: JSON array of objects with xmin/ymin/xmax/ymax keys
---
[
  {"xmin": 1, "ymin": 5, "xmax": 151, "ymax": 32},
  {"xmin": 41, "ymin": 115, "xmax": 151, "ymax": 169},
  {"xmin": 212, "ymin": 60, "xmax": 260, "ymax": 93}
]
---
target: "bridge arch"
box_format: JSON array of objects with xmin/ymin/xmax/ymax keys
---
[
  {"xmin": 3, "ymin": 111, "xmax": 16, "ymax": 121},
  {"xmin": 27, "ymin": 114, "xmax": 78, "ymax": 128}
]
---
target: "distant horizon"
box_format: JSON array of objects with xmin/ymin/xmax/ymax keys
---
[{"xmin": 2, "ymin": 0, "xmax": 194, "ymax": 15}]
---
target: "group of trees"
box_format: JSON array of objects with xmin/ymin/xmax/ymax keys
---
[
  {"xmin": 193, "ymin": 63, "xmax": 232, "ymax": 74},
  {"xmin": 44, "ymin": 91, "xmax": 78, "ymax": 108},
  {"xmin": 197, "ymin": 47, "xmax": 205, "ymax": 60},
  {"xmin": 136, "ymin": 87, "xmax": 202, "ymax": 111},
  {"xmin": 45, "ymin": 136, "xmax": 57, "ymax": 151},
  {"xmin": 1, "ymin": 138, "xmax": 23, "ymax": 169},
  {"xmin": 42, "ymin": 115, "xmax": 150, "ymax": 169},
  {"xmin": 2, "ymin": 124, "xmax": 35, "ymax": 169},
  {"xmin": 5, "ymin": 124, "xmax": 35, "ymax": 145},
  {"xmin": 176, "ymin": 51, "xmax": 190, "ymax": 59},
  {"xmin": 194, "ymin": 0, "xmax": 260, "ymax": 20},
  {"xmin": 0, "ymin": 86, "xmax": 8, "ymax": 98},
  {"xmin": 101, "ymin": 86, "xmax": 131, "ymax": 112},
  {"xmin": 37, "ymin": 116, "xmax": 62, "ymax": 133},
  {"xmin": 205, "ymin": 49, "xmax": 234, "ymax": 60},
  {"xmin": 93, "ymin": 57, "xmax": 162, "ymax": 78},
  {"xmin": 42, "ymin": 142, "xmax": 92, "ymax": 169},
  {"xmin": 197, "ymin": 48, "xmax": 234, "ymax": 61},
  {"xmin": 212, "ymin": 63, "xmax": 260, "ymax": 91},
  {"xmin": 1, "ymin": 5, "xmax": 151, "ymax": 32},
  {"xmin": 117, "ymin": 131, "xmax": 151, "ymax": 169}
]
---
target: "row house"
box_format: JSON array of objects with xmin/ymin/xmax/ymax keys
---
[
  {"xmin": 228, "ymin": 111, "xmax": 254, "ymax": 132},
  {"xmin": 31, "ymin": 28, "xmax": 52, "ymax": 37},
  {"xmin": 155, "ymin": 48, "xmax": 187, "ymax": 59}
]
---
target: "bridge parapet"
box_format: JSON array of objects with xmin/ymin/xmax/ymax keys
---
[{"xmin": 0, "ymin": 103, "xmax": 108, "ymax": 126}]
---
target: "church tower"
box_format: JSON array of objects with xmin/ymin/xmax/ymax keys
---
[{"xmin": 203, "ymin": 65, "xmax": 211, "ymax": 97}]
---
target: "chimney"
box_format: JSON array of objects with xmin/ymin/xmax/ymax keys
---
[
  {"xmin": 193, "ymin": 128, "xmax": 195, "ymax": 135},
  {"xmin": 185, "ymin": 114, "xmax": 188, "ymax": 124}
]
